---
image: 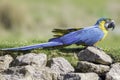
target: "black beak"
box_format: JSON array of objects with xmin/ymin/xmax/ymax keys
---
[{"xmin": 108, "ymin": 21, "xmax": 115, "ymax": 30}]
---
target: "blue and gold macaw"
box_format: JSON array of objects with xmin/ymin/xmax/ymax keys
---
[{"xmin": 1, "ymin": 18, "xmax": 115, "ymax": 51}]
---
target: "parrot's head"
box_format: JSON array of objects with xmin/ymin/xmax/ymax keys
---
[{"xmin": 95, "ymin": 18, "xmax": 115, "ymax": 30}]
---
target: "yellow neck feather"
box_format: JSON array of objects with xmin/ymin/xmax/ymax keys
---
[{"xmin": 99, "ymin": 21, "xmax": 108, "ymax": 40}]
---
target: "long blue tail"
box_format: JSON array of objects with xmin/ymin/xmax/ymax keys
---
[{"xmin": 1, "ymin": 42, "xmax": 63, "ymax": 51}]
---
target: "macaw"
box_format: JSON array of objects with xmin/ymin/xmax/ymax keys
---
[{"xmin": 1, "ymin": 18, "xmax": 115, "ymax": 51}]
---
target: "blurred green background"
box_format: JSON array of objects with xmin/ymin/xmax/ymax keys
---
[{"xmin": 0, "ymin": 0, "xmax": 120, "ymax": 48}]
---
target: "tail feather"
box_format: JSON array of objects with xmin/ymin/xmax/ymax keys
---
[{"xmin": 1, "ymin": 42, "xmax": 63, "ymax": 51}]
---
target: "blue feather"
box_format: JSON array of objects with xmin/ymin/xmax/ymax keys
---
[
  {"xmin": 1, "ymin": 42, "xmax": 63, "ymax": 51},
  {"xmin": 58, "ymin": 26, "xmax": 104, "ymax": 45}
]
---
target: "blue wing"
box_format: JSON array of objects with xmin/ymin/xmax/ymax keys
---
[{"xmin": 53, "ymin": 25, "xmax": 104, "ymax": 46}]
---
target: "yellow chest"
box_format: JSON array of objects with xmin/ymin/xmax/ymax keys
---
[{"xmin": 99, "ymin": 21, "xmax": 108, "ymax": 40}]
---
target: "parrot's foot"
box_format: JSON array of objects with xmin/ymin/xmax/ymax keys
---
[
  {"xmin": 92, "ymin": 46, "xmax": 103, "ymax": 51},
  {"xmin": 84, "ymin": 46, "xmax": 103, "ymax": 51}
]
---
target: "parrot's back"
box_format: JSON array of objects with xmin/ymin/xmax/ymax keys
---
[{"xmin": 50, "ymin": 26, "xmax": 104, "ymax": 46}]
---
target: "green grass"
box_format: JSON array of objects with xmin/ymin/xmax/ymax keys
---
[{"xmin": 97, "ymin": 35, "xmax": 120, "ymax": 62}]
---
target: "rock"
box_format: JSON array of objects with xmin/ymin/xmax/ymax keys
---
[
  {"xmin": 48, "ymin": 57, "xmax": 74, "ymax": 74},
  {"xmin": 77, "ymin": 46, "xmax": 113, "ymax": 65},
  {"xmin": 106, "ymin": 63, "xmax": 120, "ymax": 80},
  {"xmin": 0, "ymin": 65, "xmax": 56, "ymax": 80},
  {"xmin": 58, "ymin": 72, "xmax": 101, "ymax": 80},
  {"xmin": 26, "ymin": 66, "xmax": 56, "ymax": 80},
  {"xmin": 0, "ymin": 66, "xmax": 32, "ymax": 80},
  {"xmin": 0, "ymin": 55, "xmax": 13, "ymax": 71},
  {"xmin": 76, "ymin": 61, "xmax": 110, "ymax": 75},
  {"xmin": 12, "ymin": 53, "xmax": 47, "ymax": 67}
]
